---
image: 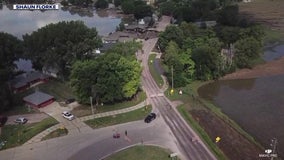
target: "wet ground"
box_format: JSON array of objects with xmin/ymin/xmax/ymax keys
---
[
  {"xmin": 199, "ymin": 75, "xmax": 284, "ymax": 159},
  {"xmin": 190, "ymin": 109, "xmax": 265, "ymax": 160}
]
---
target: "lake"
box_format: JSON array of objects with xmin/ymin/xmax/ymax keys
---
[
  {"xmin": 0, "ymin": 4, "xmax": 121, "ymax": 71},
  {"xmin": 199, "ymin": 45, "xmax": 284, "ymax": 158},
  {"xmin": 0, "ymin": 4, "xmax": 121, "ymax": 39}
]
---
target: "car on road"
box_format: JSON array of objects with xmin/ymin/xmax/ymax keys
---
[
  {"xmin": 144, "ymin": 113, "xmax": 156, "ymax": 123},
  {"xmin": 62, "ymin": 111, "xmax": 75, "ymax": 120},
  {"xmin": 113, "ymin": 133, "xmax": 120, "ymax": 138},
  {"xmin": 14, "ymin": 117, "xmax": 28, "ymax": 124}
]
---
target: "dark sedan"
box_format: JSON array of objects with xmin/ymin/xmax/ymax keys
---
[{"xmin": 144, "ymin": 113, "xmax": 156, "ymax": 123}]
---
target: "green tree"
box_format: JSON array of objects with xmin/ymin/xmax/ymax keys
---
[
  {"xmin": 70, "ymin": 53, "xmax": 141, "ymax": 104},
  {"xmin": 0, "ymin": 32, "xmax": 22, "ymax": 112},
  {"xmin": 0, "ymin": 32, "xmax": 23, "ymax": 81},
  {"xmin": 163, "ymin": 41, "xmax": 195, "ymax": 87},
  {"xmin": 114, "ymin": 0, "xmax": 122, "ymax": 7},
  {"xmin": 95, "ymin": 0, "xmax": 109, "ymax": 9},
  {"xmin": 121, "ymin": 0, "xmax": 135, "ymax": 14},
  {"xmin": 191, "ymin": 38, "xmax": 223, "ymax": 80},
  {"xmin": 159, "ymin": 1, "xmax": 176, "ymax": 16},
  {"xmin": 134, "ymin": 4, "xmax": 153, "ymax": 19},
  {"xmin": 217, "ymin": 5, "xmax": 239, "ymax": 26},
  {"xmin": 60, "ymin": 0, "xmax": 68, "ymax": 6},
  {"xmin": 234, "ymin": 37, "xmax": 261, "ymax": 68},
  {"xmin": 107, "ymin": 41, "xmax": 142, "ymax": 60},
  {"xmin": 158, "ymin": 25, "xmax": 184, "ymax": 51},
  {"xmin": 23, "ymin": 21, "xmax": 102, "ymax": 79}
]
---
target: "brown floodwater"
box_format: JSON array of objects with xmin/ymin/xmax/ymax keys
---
[{"xmin": 198, "ymin": 75, "xmax": 284, "ymax": 158}]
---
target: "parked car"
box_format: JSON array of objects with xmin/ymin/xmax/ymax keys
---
[
  {"xmin": 65, "ymin": 98, "xmax": 75, "ymax": 104},
  {"xmin": 62, "ymin": 111, "xmax": 75, "ymax": 120},
  {"xmin": 14, "ymin": 117, "xmax": 28, "ymax": 124},
  {"xmin": 144, "ymin": 113, "xmax": 156, "ymax": 123}
]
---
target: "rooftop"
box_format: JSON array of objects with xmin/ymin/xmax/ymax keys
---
[{"xmin": 23, "ymin": 91, "xmax": 54, "ymax": 105}]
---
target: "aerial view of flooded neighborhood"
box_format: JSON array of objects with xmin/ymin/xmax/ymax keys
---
[{"xmin": 0, "ymin": 0, "xmax": 284, "ymax": 159}]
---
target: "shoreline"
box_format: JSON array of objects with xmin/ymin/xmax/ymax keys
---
[{"xmin": 221, "ymin": 52, "xmax": 284, "ymax": 80}]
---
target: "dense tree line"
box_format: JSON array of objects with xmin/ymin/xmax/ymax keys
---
[
  {"xmin": 95, "ymin": 0, "xmax": 108, "ymax": 9},
  {"xmin": 159, "ymin": 19, "xmax": 264, "ymax": 82},
  {"xmin": 119, "ymin": 0, "xmax": 153, "ymax": 19},
  {"xmin": 23, "ymin": 21, "xmax": 102, "ymax": 79},
  {"xmin": 70, "ymin": 42, "xmax": 142, "ymax": 104},
  {"xmin": 0, "ymin": 32, "xmax": 23, "ymax": 113}
]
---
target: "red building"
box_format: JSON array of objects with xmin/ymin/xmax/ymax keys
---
[
  {"xmin": 10, "ymin": 71, "xmax": 50, "ymax": 93},
  {"xmin": 23, "ymin": 91, "xmax": 54, "ymax": 108}
]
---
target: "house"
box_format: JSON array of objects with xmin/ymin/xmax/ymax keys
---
[
  {"xmin": 194, "ymin": 21, "xmax": 217, "ymax": 28},
  {"xmin": 95, "ymin": 43, "xmax": 116, "ymax": 54},
  {"xmin": 42, "ymin": 66, "xmax": 59, "ymax": 78},
  {"xmin": 243, "ymin": 0, "xmax": 252, "ymax": 3},
  {"xmin": 102, "ymin": 31, "xmax": 137, "ymax": 43},
  {"xmin": 9, "ymin": 71, "xmax": 50, "ymax": 93},
  {"xmin": 23, "ymin": 91, "xmax": 54, "ymax": 108}
]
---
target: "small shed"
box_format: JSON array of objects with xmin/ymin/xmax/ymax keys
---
[{"xmin": 23, "ymin": 91, "xmax": 54, "ymax": 108}]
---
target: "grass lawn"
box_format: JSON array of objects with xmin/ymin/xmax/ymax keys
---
[
  {"xmin": 105, "ymin": 145, "xmax": 177, "ymax": 160},
  {"xmin": 72, "ymin": 91, "xmax": 147, "ymax": 117},
  {"xmin": 0, "ymin": 117, "xmax": 58, "ymax": 149},
  {"xmin": 41, "ymin": 127, "xmax": 68, "ymax": 141},
  {"xmin": 3, "ymin": 105, "xmax": 37, "ymax": 116},
  {"xmin": 148, "ymin": 54, "xmax": 164, "ymax": 88},
  {"xmin": 263, "ymin": 27, "xmax": 284, "ymax": 44},
  {"xmin": 85, "ymin": 105, "xmax": 152, "ymax": 129},
  {"xmin": 37, "ymin": 79, "xmax": 75, "ymax": 101}
]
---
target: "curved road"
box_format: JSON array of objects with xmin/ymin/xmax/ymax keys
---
[{"xmin": 141, "ymin": 38, "xmax": 217, "ymax": 160}]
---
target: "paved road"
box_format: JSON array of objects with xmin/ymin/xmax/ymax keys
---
[
  {"xmin": 0, "ymin": 118, "xmax": 181, "ymax": 160},
  {"xmin": 140, "ymin": 37, "xmax": 217, "ymax": 160}
]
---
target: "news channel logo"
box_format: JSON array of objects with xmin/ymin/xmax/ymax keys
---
[{"xmin": 13, "ymin": 4, "xmax": 60, "ymax": 10}]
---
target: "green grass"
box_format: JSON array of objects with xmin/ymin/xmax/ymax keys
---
[
  {"xmin": 72, "ymin": 91, "xmax": 147, "ymax": 117},
  {"xmin": 85, "ymin": 105, "xmax": 152, "ymax": 128},
  {"xmin": 41, "ymin": 127, "xmax": 68, "ymax": 141},
  {"xmin": 3, "ymin": 105, "xmax": 37, "ymax": 116},
  {"xmin": 37, "ymin": 79, "xmax": 75, "ymax": 101},
  {"xmin": 177, "ymin": 105, "xmax": 228, "ymax": 160},
  {"xmin": 105, "ymin": 145, "xmax": 177, "ymax": 160},
  {"xmin": 0, "ymin": 117, "xmax": 58, "ymax": 149},
  {"xmin": 165, "ymin": 81, "xmax": 211, "ymax": 103},
  {"xmin": 148, "ymin": 54, "xmax": 164, "ymax": 88},
  {"xmin": 263, "ymin": 27, "xmax": 284, "ymax": 44}
]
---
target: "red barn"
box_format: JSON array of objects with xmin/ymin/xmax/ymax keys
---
[{"xmin": 23, "ymin": 91, "xmax": 54, "ymax": 108}]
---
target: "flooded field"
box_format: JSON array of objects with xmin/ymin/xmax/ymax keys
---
[{"xmin": 199, "ymin": 75, "xmax": 284, "ymax": 158}]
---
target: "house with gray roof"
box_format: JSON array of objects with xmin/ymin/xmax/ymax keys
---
[
  {"xmin": 23, "ymin": 91, "xmax": 54, "ymax": 108},
  {"xmin": 9, "ymin": 71, "xmax": 50, "ymax": 93}
]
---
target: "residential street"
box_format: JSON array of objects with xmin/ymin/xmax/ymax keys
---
[
  {"xmin": 0, "ymin": 16, "xmax": 215, "ymax": 160},
  {"xmin": 140, "ymin": 34, "xmax": 217, "ymax": 159},
  {"xmin": 0, "ymin": 117, "xmax": 181, "ymax": 160}
]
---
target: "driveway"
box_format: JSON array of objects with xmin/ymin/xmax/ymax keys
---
[{"xmin": 39, "ymin": 102, "xmax": 92, "ymax": 135}]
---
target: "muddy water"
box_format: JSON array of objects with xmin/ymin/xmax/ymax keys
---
[{"xmin": 198, "ymin": 75, "xmax": 284, "ymax": 158}]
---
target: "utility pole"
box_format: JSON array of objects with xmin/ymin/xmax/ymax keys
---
[
  {"xmin": 171, "ymin": 65, "xmax": 174, "ymax": 90},
  {"xmin": 90, "ymin": 96, "xmax": 94, "ymax": 115}
]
